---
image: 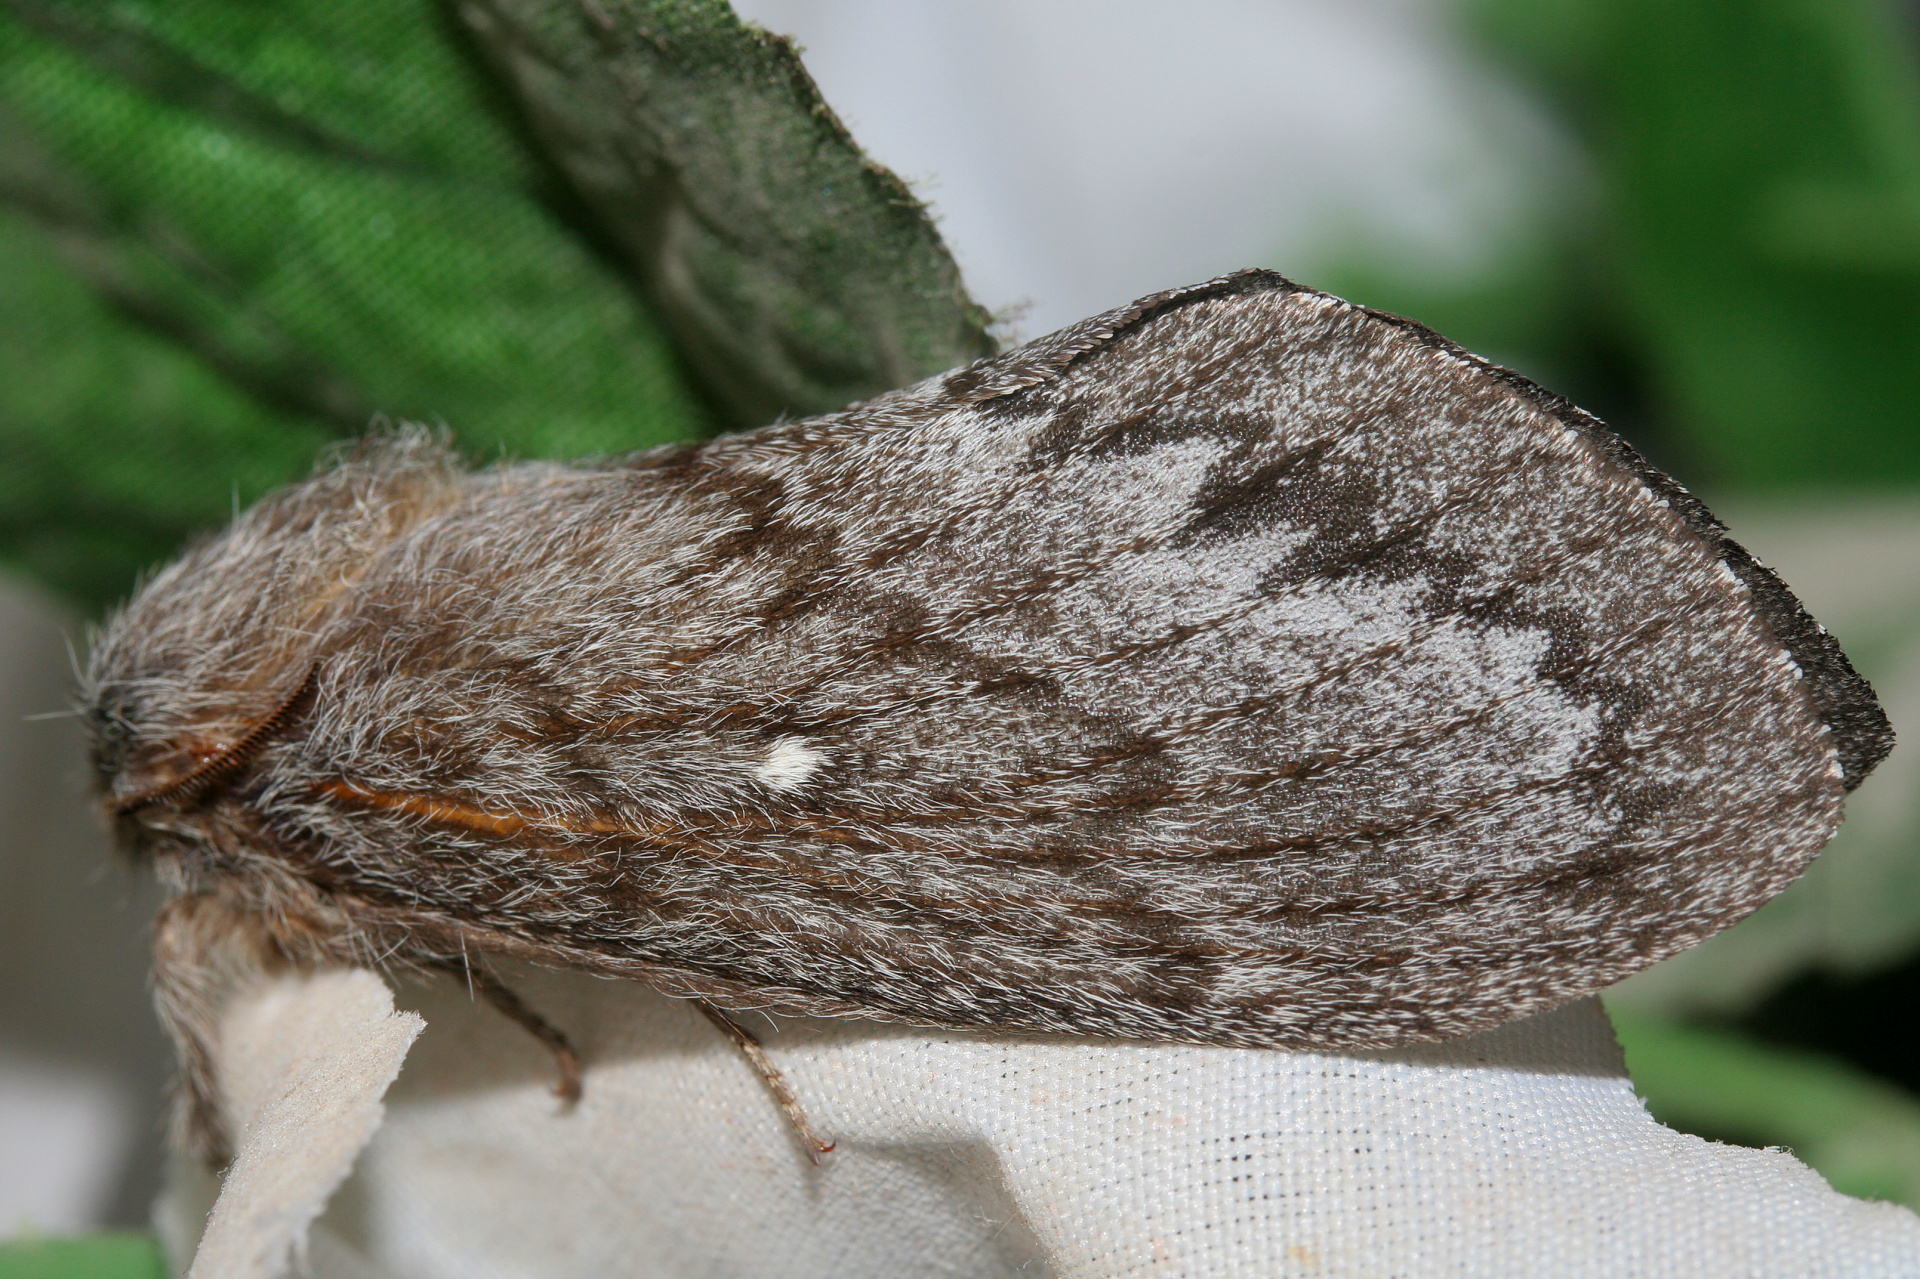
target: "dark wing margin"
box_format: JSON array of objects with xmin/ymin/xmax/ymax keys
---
[
  {"xmin": 1540, "ymin": 412, "xmax": 1891, "ymax": 791},
  {"xmin": 957, "ymin": 267, "xmax": 1892, "ymax": 791}
]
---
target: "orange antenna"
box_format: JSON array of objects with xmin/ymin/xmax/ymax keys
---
[{"xmin": 113, "ymin": 666, "xmax": 320, "ymax": 816}]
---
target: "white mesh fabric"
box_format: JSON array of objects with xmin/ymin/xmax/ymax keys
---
[{"xmin": 167, "ymin": 966, "xmax": 1920, "ymax": 1278}]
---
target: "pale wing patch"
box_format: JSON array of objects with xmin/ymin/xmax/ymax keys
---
[{"xmin": 755, "ymin": 737, "xmax": 828, "ymax": 792}]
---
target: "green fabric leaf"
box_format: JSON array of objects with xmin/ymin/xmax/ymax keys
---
[
  {"xmin": 1611, "ymin": 1007, "xmax": 1920, "ymax": 1208},
  {"xmin": 451, "ymin": 0, "xmax": 996, "ymax": 428},
  {"xmin": 0, "ymin": 0, "xmax": 700, "ymax": 451},
  {"xmin": 0, "ymin": 204, "xmax": 333, "ymax": 608},
  {"xmin": 0, "ymin": 0, "xmax": 703, "ymax": 609}
]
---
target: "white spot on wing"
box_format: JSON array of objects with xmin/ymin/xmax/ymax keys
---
[{"xmin": 755, "ymin": 736, "xmax": 826, "ymax": 793}]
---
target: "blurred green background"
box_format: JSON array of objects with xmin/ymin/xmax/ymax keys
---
[{"xmin": 2, "ymin": 0, "xmax": 1919, "ymax": 1269}]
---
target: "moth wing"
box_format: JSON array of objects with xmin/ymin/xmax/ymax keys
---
[{"xmin": 305, "ymin": 271, "xmax": 1889, "ymax": 1050}]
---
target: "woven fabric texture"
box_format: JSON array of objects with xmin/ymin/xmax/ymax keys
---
[{"xmin": 166, "ymin": 966, "xmax": 1920, "ymax": 1279}]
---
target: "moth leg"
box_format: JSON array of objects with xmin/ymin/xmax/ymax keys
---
[
  {"xmin": 694, "ymin": 999, "xmax": 836, "ymax": 1163},
  {"xmin": 445, "ymin": 960, "xmax": 583, "ymax": 1105}
]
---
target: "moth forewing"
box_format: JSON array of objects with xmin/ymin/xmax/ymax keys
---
[{"xmin": 85, "ymin": 270, "xmax": 1890, "ymax": 1163}]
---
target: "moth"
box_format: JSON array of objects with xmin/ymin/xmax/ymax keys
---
[{"xmin": 86, "ymin": 270, "xmax": 1891, "ymax": 1164}]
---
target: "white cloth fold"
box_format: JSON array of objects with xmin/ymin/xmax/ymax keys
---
[
  {"xmin": 173, "ymin": 965, "xmax": 1920, "ymax": 1278},
  {"xmin": 172, "ymin": 970, "xmax": 420, "ymax": 1279}
]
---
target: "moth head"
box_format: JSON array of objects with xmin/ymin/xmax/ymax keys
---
[{"xmin": 83, "ymin": 428, "xmax": 466, "ymax": 864}]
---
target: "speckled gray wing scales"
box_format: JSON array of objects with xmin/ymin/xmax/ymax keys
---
[{"xmin": 289, "ymin": 270, "xmax": 1885, "ymax": 1051}]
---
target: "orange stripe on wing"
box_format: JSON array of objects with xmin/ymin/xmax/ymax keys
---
[
  {"xmin": 315, "ymin": 778, "xmax": 901, "ymax": 848},
  {"xmin": 316, "ymin": 779, "xmax": 548, "ymax": 837},
  {"xmin": 313, "ymin": 780, "xmax": 769, "ymax": 862}
]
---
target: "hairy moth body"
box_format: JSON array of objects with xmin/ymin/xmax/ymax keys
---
[{"xmin": 85, "ymin": 271, "xmax": 1891, "ymax": 1160}]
